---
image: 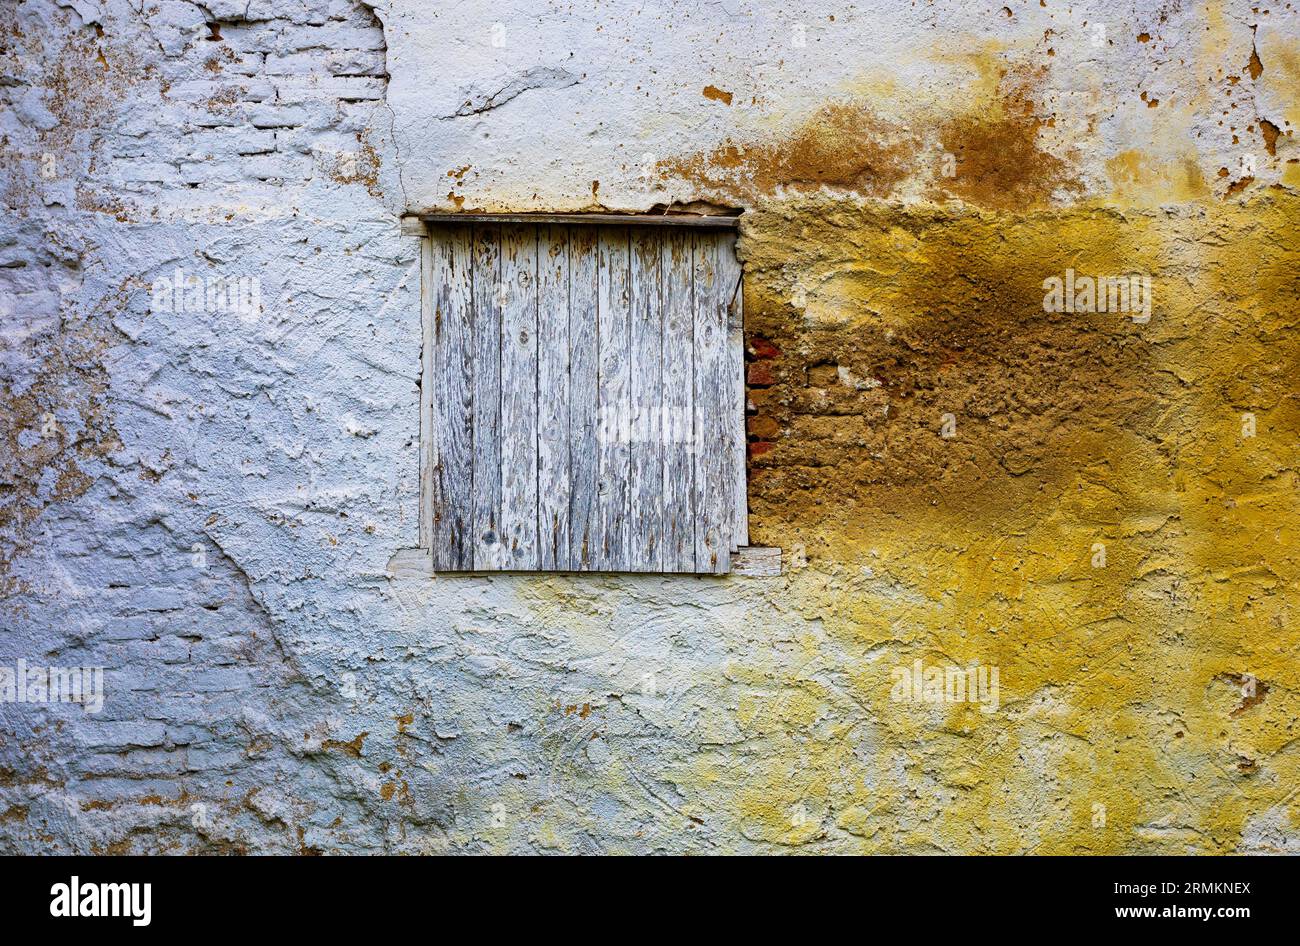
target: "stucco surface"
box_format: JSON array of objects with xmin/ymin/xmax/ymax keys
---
[{"xmin": 1, "ymin": 0, "xmax": 1298, "ymax": 853}]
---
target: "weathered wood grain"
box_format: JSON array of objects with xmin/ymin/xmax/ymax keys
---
[
  {"xmin": 567, "ymin": 226, "xmax": 599, "ymax": 570},
  {"xmin": 629, "ymin": 227, "xmax": 663, "ymax": 571},
  {"xmin": 420, "ymin": 213, "xmax": 739, "ymax": 230},
  {"xmin": 499, "ymin": 224, "xmax": 539, "ymax": 569},
  {"xmin": 537, "ymin": 224, "xmax": 571, "ymax": 570},
  {"xmin": 731, "ymin": 546, "xmax": 781, "ymax": 577},
  {"xmin": 660, "ymin": 229, "xmax": 695, "ymax": 572},
  {"xmin": 428, "ymin": 225, "xmax": 474, "ymax": 570},
  {"xmin": 692, "ymin": 231, "xmax": 730, "ymax": 573},
  {"xmin": 718, "ymin": 232, "xmax": 747, "ymax": 551},
  {"xmin": 427, "ymin": 221, "xmax": 746, "ymax": 575},
  {"xmin": 470, "ymin": 223, "xmax": 503, "ymax": 570},
  {"xmin": 595, "ymin": 226, "xmax": 632, "ymax": 571}
]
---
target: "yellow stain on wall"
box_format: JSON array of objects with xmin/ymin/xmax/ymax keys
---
[
  {"xmin": 644, "ymin": 36, "xmax": 1300, "ymax": 850},
  {"xmin": 505, "ymin": 33, "xmax": 1300, "ymax": 854},
  {"xmin": 717, "ymin": 189, "xmax": 1300, "ymax": 853}
]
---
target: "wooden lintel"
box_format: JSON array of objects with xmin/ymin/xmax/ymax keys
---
[
  {"xmin": 386, "ymin": 547, "xmax": 782, "ymax": 578},
  {"xmin": 416, "ymin": 213, "xmax": 740, "ymax": 230},
  {"xmin": 731, "ymin": 546, "xmax": 783, "ymax": 577}
]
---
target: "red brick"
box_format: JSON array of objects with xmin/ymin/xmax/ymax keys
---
[
  {"xmin": 747, "ymin": 363, "xmax": 777, "ymax": 387},
  {"xmin": 748, "ymin": 440, "xmax": 775, "ymax": 458},
  {"xmin": 748, "ymin": 335, "xmax": 781, "ymax": 359}
]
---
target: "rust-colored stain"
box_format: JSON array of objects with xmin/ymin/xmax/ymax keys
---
[
  {"xmin": 1224, "ymin": 674, "xmax": 1270, "ymax": 718},
  {"xmin": 322, "ymin": 731, "xmax": 368, "ymax": 757},
  {"xmin": 935, "ymin": 109, "xmax": 1080, "ymax": 209},
  {"xmin": 702, "ymin": 84, "xmax": 733, "ymax": 105},
  {"xmin": 728, "ymin": 188, "xmax": 1300, "ymax": 851},
  {"xmin": 742, "ymin": 200, "xmax": 1161, "ymax": 516},
  {"xmin": 1225, "ymin": 175, "xmax": 1255, "ymax": 197},
  {"xmin": 324, "ymin": 130, "xmax": 383, "ymax": 198},
  {"xmin": 1260, "ymin": 118, "xmax": 1281, "ymax": 156},
  {"xmin": 0, "ymin": 805, "xmax": 29, "ymax": 825},
  {"xmin": 933, "ymin": 69, "xmax": 1082, "ymax": 210},
  {"xmin": 660, "ymin": 101, "xmax": 914, "ymax": 199},
  {"xmin": 0, "ymin": 290, "xmax": 125, "ymax": 603},
  {"xmin": 662, "ymin": 62, "xmax": 1080, "ymax": 211},
  {"xmin": 1247, "ymin": 44, "xmax": 1264, "ymax": 81}
]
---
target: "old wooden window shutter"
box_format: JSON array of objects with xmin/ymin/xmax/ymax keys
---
[{"xmin": 419, "ymin": 216, "xmax": 747, "ymax": 573}]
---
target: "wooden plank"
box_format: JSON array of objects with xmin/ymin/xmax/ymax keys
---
[
  {"xmin": 568, "ymin": 227, "xmax": 599, "ymax": 569},
  {"xmin": 692, "ymin": 230, "xmax": 730, "ymax": 573},
  {"xmin": 425, "ymin": 220, "xmax": 745, "ymax": 575},
  {"xmin": 659, "ymin": 229, "xmax": 694, "ymax": 572},
  {"xmin": 421, "ymin": 213, "xmax": 739, "ymax": 230},
  {"xmin": 629, "ymin": 228, "xmax": 663, "ymax": 571},
  {"xmin": 719, "ymin": 232, "xmax": 747, "ymax": 551},
  {"xmin": 428, "ymin": 225, "xmax": 474, "ymax": 569},
  {"xmin": 387, "ymin": 547, "xmax": 435, "ymax": 577},
  {"xmin": 537, "ymin": 225, "xmax": 570, "ymax": 570},
  {"xmin": 731, "ymin": 546, "xmax": 781, "ymax": 577},
  {"xmin": 471, "ymin": 223, "xmax": 504, "ymax": 569},
  {"xmin": 499, "ymin": 224, "xmax": 539, "ymax": 569},
  {"xmin": 595, "ymin": 226, "xmax": 632, "ymax": 571}
]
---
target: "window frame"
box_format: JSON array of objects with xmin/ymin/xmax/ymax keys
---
[{"xmin": 389, "ymin": 212, "xmax": 780, "ymax": 579}]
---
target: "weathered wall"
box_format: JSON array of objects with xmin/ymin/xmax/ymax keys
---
[{"xmin": 1, "ymin": 0, "xmax": 1298, "ymax": 853}]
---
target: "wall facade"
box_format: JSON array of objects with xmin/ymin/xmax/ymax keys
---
[{"xmin": 1, "ymin": 0, "xmax": 1298, "ymax": 853}]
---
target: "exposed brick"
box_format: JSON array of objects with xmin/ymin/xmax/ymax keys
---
[
  {"xmin": 76, "ymin": 722, "xmax": 168, "ymax": 750},
  {"xmin": 248, "ymin": 103, "xmax": 310, "ymax": 128},
  {"xmin": 747, "ymin": 415, "xmax": 779, "ymax": 439},
  {"xmin": 747, "ymin": 362, "xmax": 777, "ymax": 387},
  {"xmin": 808, "ymin": 363, "xmax": 838, "ymax": 385},
  {"xmin": 748, "ymin": 334, "xmax": 781, "ymax": 359},
  {"xmin": 326, "ymin": 49, "xmax": 388, "ymax": 76}
]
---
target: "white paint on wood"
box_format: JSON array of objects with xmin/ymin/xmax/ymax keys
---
[
  {"xmin": 731, "ymin": 546, "xmax": 782, "ymax": 577},
  {"xmin": 387, "ymin": 547, "xmax": 435, "ymax": 577},
  {"xmin": 567, "ymin": 226, "xmax": 600, "ymax": 569},
  {"xmin": 499, "ymin": 224, "xmax": 540, "ymax": 568},
  {"xmin": 537, "ymin": 224, "xmax": 571, "ymax": 570},
  {"xmin": 692, "ymin": 231, "xmax": 731, "ymax": 573},
  {"xmin": 471, "ymin": 224, "xmax": 504, "ymax": 569},
  {"xmin": 660, "ymin": 229, "xmax": 695, "ymax": 572},
  {"xmin": 595, "ymin": 226, "xmax": 632, "ymax": 571},
  {"xmin": 719, "ymin": 236, "xmax": 747, "ymax": 551},
  {"xmin": 428, "ymin": 225, "xmax": 474, "ymax": 570},
  {"xmin": 629, "ymin": 227, "xmax": 663, "ymax": 571},
  {"xmin": 420, "ymin": 213, "xmax": 739, "ymax": 230},
  {"xmin": 426, "ymin": 222, "xmax": 745, "ymax": 574}
]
